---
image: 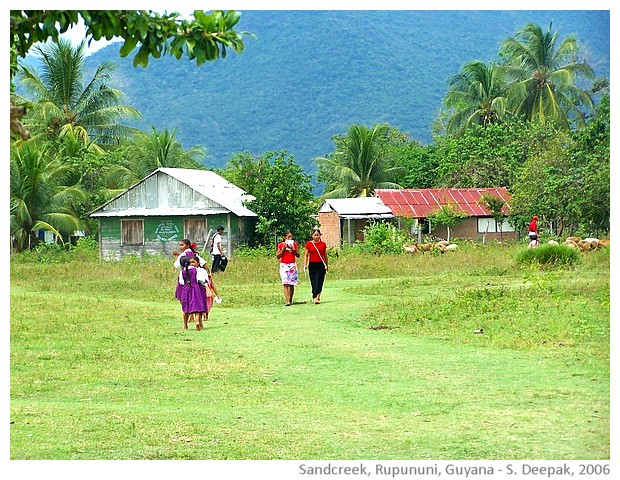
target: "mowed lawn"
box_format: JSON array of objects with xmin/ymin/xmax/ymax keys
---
[{"xmin": 9, "ymin": 244, "xmax": 610, "ymax": 460}]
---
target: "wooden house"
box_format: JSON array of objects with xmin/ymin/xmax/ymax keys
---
[
  {"xmin": 90, "ymin": 168, "xmax": 257, "ymax": 260},
  {"xmin": 374, "ymin": 188, "xmax": 517, "ymax": 241}
]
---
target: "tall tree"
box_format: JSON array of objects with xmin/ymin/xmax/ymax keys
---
[
  {"xmin": 499, "ymin": 23, "xmax": 595, "ymax": 129},
  {"xmin": 443, "ymin": 60, "xmax": 509, "ymax": 136},
  {"xmin": 431, "ymin": 119, "xmax": 532, "ymax": 189},
  {"xmin": 17, "ymin": 38, "xmax": 140, "ymax": 148},
  {"xmin": 10, "ymin": 143, "xmax": 86, "ymax": 251},
  {"xmin": 222, "ymin": 151, "xmax": 316, "ymax": 246},
  {"xmin": 509, "ymin": 128, "xmax": 580, "ymax": 236},
  {"xmin": 427, "ymin": 204, "xmax": 467, "ymax": 242},
  {"xmin": 569, "ymin": 92, "xmax": 610, "ymax": 236},
  {"xmin": 478, "ymin": 193, "xmax": 508, "ymax": 239},
  {"xmin": 386, "ymin": 140, "xmax": 438, "ymax": 189},
  {"xmin": 317, "ymin": 124, "xmax": 403, "ymax": 198},
  {"xmin": 106, "ymin": 127, "xmax": 206, "ymax": 189}
]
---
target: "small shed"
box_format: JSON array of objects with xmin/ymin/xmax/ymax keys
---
[
  {"xmin": 375, "ymin": 188, "xmax": 517, "ymax": 241},
  {"xmin": 318, "ymin": 197, "xmax": 394, "ymax": 247},
  {"xmin": 90, "ymin": 167, "xmax": 257, "ymax": 260}
]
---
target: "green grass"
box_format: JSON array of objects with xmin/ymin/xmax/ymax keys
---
[{"xmin": 9, "ymin": 243, "xmax": 610, "ymax": 459}]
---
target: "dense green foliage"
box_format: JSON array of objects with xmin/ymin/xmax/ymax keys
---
[
  {"xmin": 65, "ymin": 11, "xmax": 608, "ymax": 173},
  {"xmin": 16, "ymin": 38, "xmax": 140, "ymax": 147},
  {"xmin": 11, "ymin": 13, "xmax": 610, "ymax": 249},
  {"xmin": 498, "ymin": 23, "xmax": 595, "ymax": 129},
  {"xmin": 106, "ymin": 127, "xmax": 207, "ymax": 189},
  {"xmin": 10, "ymin": 9, "xmax": 247, "ymax": 78},
  {"xmin": 507, "ymin": 94, "xmax": 609, "ymax": 236},
  {"xmin": 443, "ymin": 60, "xmax": 509, "ymax": 135},
  {"xmin": 10, "ymin": 142, "xmax": 86, "ymax": 251},
  {"xmin": 316, "ymin": 124, "xmax": 403, "ymax": 198},
  {"xmin": 355, "ymin": 221, "xmax": 411, "ymax": 255},
  {"xmin": 220, "ymin": 151, "xmax": 317, "ymax": 245}
]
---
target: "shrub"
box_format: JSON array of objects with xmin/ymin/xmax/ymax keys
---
[
  {"xmin": 233, "ymin": 244, "xmax": 275, "ymax": 259},
  {"xmin": 356, "ymin": 221, "xmax": 410, "ymax": 255},
  {"xmin": 515, "ymin": 244, "xmax": 581, "ymax": 269},
  {"xmin": 73, "ymin": 236, "xmax": 99, "ymax": 252}
]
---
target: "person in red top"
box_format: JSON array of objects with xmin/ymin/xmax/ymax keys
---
[
  {"xmin": 528, "ymin": 215, "xmax": 539, "ymax": 248},
  {"xmin": 276, "ymin": 230, "xmax": 300, "ymax": 306},
  {"xmin": 303, "ymin": 228, "xmax": 329, "ymax": 304},
  {"xmin": 528, "ymin": 215, "xmax": 538, "ymax": 240}
]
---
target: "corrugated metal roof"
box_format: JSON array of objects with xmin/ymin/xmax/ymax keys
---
[
  {"xmin": 91, "ymin": 168, "xmax": 257, "ymax": 218},
  {"xmin": 320, "ymin": 197, "xmax": 394, "ymax": 218},
  {"xmin": 160, "ymin": 168, "xmax": 257, "ymax": 217},
  {"xmin": 375, "ymin": 188, "xmax": 512, "ymax": 218}
]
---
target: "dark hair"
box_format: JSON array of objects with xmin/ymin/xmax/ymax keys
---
[
  {"xmin": 217, "ymin": 226, "xmax": 224, "ymax": 232},
  {"xmin": 180, "ymin": 238, "xmax": 199, "ymax": 254},
  {"xmin": 180, "ymin": 255, "xmax": 191, "ymax": 284},
  {"xmin": 312, "ymin": 228, "xmax": 322, "ymax": 235}
]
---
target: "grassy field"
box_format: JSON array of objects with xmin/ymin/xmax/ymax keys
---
[{"xmin": 9, "ymin": 243, "xmax": 610, "ymax": 460}]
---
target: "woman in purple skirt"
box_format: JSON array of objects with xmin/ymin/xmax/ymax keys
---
[
  {"xmin": 173, "ymin": 239, "xmax": 206, "ymax": 303},
  {"xmin": 178, "ymin": 255, "xmax": 208, "ymax": 330}
]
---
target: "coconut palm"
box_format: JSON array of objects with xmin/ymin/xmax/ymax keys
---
[
  {"xmin": 317, "ymin": 124, "xmax": 403, "ymax": 198},
  {"xmin": 17, "ymin": 37, "xmax": 140, "ymax": 147},
  {"xmin": 443, "ymin": 61, "xmax": 509, "ymax": 136},
  {"xmin": 499, "ymin": 23, "xmax": 595, "ymax": 129},
  {"xmin": 10, "ymin": 142, "xmax": 87, "ymax": 251},
  {"xmin": 104, "ymin": 127, "xmax": 206, "ymax": 191}
]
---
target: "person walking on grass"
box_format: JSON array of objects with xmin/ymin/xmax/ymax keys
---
[
  {"xmin": 210, "ymin": 226, "xmax": 226, "ymax": 273},
  {"xmin": 178, "ymin": 255, "xmax": 207, "ymax": 330},
  {"xmin": 276, "ymin": 230, "xmax": 300, "ymax": 306},
  {"xmin": 173, "ymin": 239, "xmax": 206, "ymax": 302},
  {"xmin": 303, "ymin": 227, "xmax": 328, "ymax": 304}
]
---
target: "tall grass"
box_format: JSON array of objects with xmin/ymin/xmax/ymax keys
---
[{"xmin": 10, "ymin": 242, "xmax": 610, "ymax": 460}]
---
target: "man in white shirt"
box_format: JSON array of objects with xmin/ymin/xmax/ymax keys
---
[{"xmin": 210, "ymin": 226, "xmax": 225, "ymax": 273}]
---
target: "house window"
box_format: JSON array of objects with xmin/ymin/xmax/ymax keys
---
[
  {"xmin": 477, "ymin": 217, "xmax": 515, "ymax": 233},
  {"xmin": 121, "ymin": 219, "xmax": 144, "ymax": 245},
  {"xmin": 184, "ymin": 219, "xmax": 208, "ymax": 249}
]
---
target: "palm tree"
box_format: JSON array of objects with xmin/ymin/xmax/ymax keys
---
[
  {"xmin": 16, "ymin": 38, "xmax": 140, "ymax": 147},
  {"xmin": 10, "ymin": 142, "xmax": 86, "ymax": 251},
  {"xmin": 499, "ymin": 23, "xmax": 595, "ymax": 129},
  {"xmin": 317, "ymin": 124, "xmax": 403, "ymax": 198},
  {"xmin": 105, "ymin": 127, "xmax": 206, "ymax": 190},
  {"xmin": 443, "ymin": 61, "xmax": 509, "ymax": 136}
]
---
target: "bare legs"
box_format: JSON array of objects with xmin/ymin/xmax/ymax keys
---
[
  {"xmin": 184, "ymin": 312, "xmax": 205, "ymax": 330},
  {"xmin": 195, "ymin": 312, "xmax": 204, "ymax": 330},
  {"xmin": 284, "ymin": 285, "xmax": 295, "ymax": 305}
]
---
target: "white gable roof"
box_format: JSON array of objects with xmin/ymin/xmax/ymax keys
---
[
  {"xmin": 91, "ymin": 167, "xmax": 257, "ymax": 218},
  {"xmin": 320, "ymin": 197, "xmax": 393, "ymax": 219}
]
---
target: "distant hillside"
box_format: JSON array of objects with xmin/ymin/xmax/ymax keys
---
[{"xmin": 71, "ymin": 11, "xmax": 609, "ymax": 176}]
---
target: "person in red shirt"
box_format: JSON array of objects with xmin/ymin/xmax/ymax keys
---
[
  {"xmin": 303, "ymin": 228, "xmax": 329, "ymax": 304},
  {"xmin": 528, "ymin": 215, "xmax": 538, "ymax": 241},
  {"xmin": 527, "ymin": 215, "xmax": 539, "ymax": 248},
  {"xmin": 276, "ymin": 230, "xmax": 300, "ymax": 306}
]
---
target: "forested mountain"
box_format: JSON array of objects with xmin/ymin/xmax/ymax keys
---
[{"xmin": 75, "ymin": 10, "xmax": 609, "ymax": 176}]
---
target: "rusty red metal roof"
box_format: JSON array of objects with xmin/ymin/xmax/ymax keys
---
[{"xmin": 375, "ymin": 188, "xmax": 512, "ymax": 218}]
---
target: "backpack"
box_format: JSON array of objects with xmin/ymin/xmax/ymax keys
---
[{"xmin": 219, "ymin": 256, "xmax": 228, "ymax": 272}]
